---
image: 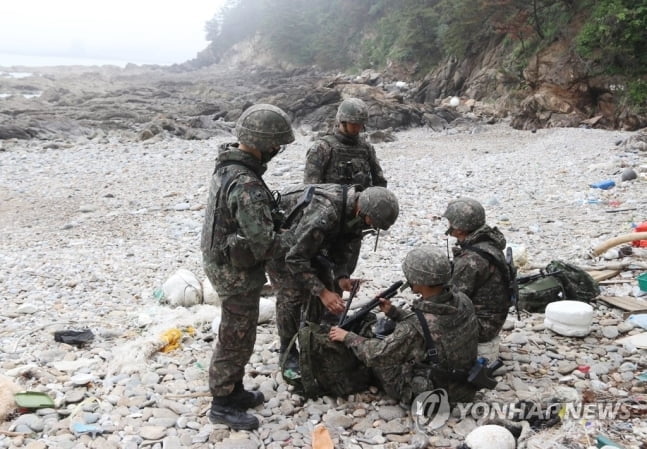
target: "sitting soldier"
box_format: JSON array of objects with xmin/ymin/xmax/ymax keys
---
[
  {"xmin": 329, "ymin": 245, "xmax": 479, "ymax": 406},
  {"xmin": 443, "ymin": 197, "xmax": 509, "ymax": 358}
]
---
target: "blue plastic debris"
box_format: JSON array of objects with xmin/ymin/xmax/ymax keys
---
[
  {"xmin": 628, "ymin": 314, "xmax": 647, "ymax": 330},
  {"xmin": 71, "ymin": 422, "xmax": 104, "ymax": 437},
  {"xmin": 589, "ymin": 180, "xmax": 616, "ymax": 190}
]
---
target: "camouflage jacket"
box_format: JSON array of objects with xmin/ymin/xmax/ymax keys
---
[
  {"xmin": 267, "ymin": 184, "xmax": 366, "ymax": 297},
  {"xmin": 344, "ymin": 287, "xmax": 478, "ymax": 405},
  {"xmin": 303, "ymin": 129, "xmax": 387, "ymax": 188},
  {"xmin": 451, "ymin": 224, "xmax": 509, "ymax": 342},
  {"xmin": 201, "ymin": 143, "xmax": 284, "ymax": 295}
]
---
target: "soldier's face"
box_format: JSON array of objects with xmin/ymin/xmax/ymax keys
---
[{"xmin": 340, "ymin": 121, "xmax": 363, "ymax": 136}]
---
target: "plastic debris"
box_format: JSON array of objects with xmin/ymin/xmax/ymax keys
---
[
  {"xmin": 312, "ymin": 424, "xmax": 334, "ymax": 449},
  {"xmin": 628, "ymin": 314, "xmax": 647, "ymax": 330},
  {"xmin": 53, "ymin": 329, "xmax": 94, "ymax": 346},
  {"xmin": 464, "ymin": 425, "xmax": 516, "ymax": 449},
  {"xmin": 544, "ymin": 301, "xmax": 594, "ymax": 337},
  {"xmin": 596, "ymin": 434, "xmax": 626, "ymax": 448},
  {"xmin": 159, "ymin": 327, "xmax": 194, "ymax": 353},
  {"xmin": 71, "ymin": 422, "xmax": 104, "ymax": 438},
  {"xmin": 14, "ymin": 391, "xmax": 55, "ymax": 410},
  {"xmin": 589, "ymin": 180, "xmax": 615, "ymax": 190}
]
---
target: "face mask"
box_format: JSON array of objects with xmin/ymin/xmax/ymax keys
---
[
  {"xmin": 344, "ymin": 215, "xmax": 364, "ymax": 232},
  {"xmin": 260, "ymin": 146, "xmax": 281, "ymax": 164}
]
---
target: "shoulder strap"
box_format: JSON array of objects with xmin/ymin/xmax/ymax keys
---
[
  {"xmin": 216, "ymin": 159, "xmax": 276, "ymax": 207},
  {"xmin": 413, "ymin": 309, "xmax": 440, "ymax": 364},
  {"xmin": 462, "ymin": 245, "xmax": 510, "ymax": 283},
  {"xmin": 339, "ymin": 185, "xmax": 348, "ymax": 235}
]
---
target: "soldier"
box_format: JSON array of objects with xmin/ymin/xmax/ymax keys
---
[
  {"xmin": 200, "ymin": 104, "xmax": 295, "ymax": 430},
  {"xmin": 329, "ymin": 246, "xmax": 479, "ymax": 405},
  {"xmin": 443, "ymin": 198, "xmax": 509, "ymax": 345},
  {"xmin": 266, "ymin": 185, "xmax": 399, "ymax": 377},
  {"xmin": 304, "ymin": 97, "xmax": 387, "ymax": 188},
  {"xmin": 304, "ymin": 97, "xmax": 388, "ymax": 289}
]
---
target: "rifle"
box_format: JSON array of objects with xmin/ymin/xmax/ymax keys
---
[
  {"xmin": 506, "ymin": 247, "xmax": 520, "ymax": 320},
  {"xmin": 340, "ymin": 280, "xmax": 404, "ymax": 331},
  {"xmin": 517, "ymin": 269, "xmax": 563, "ymax": 285},
  {"xmin": 337, "ymin": 279, "xmax": 360, "ymax": 326}
]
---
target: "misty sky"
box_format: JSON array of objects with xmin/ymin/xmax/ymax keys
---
[{"xmin": 0, "ymin": 0, "xmax": 226, "ymax": 65}]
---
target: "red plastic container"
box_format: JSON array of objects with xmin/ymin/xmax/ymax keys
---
[{"xmin": 633, "ymin": 221, "xmax": 647, "ymax": 248}]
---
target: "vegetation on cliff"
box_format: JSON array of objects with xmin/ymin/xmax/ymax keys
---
[{"xmin": 203, "ymin": 0, "xmax": 646, "ymax": 113}]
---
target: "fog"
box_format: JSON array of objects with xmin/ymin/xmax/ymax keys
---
[{"xmin": 0, "ymin": 0, "xmax": 226, "ymax": 66}]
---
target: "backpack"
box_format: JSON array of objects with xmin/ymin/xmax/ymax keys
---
[
  {"xmin": 545, "ymin": 260, "xmax": 601, "ymax": 302},
  {"xmin": 517, "ymin": 260, "xmax": 600, "ymax": 313},
  {"xmin": 281, "ymin": 316, "xmax": 376, "ymax": 398}
]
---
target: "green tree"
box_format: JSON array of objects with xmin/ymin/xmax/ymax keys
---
[{"xmin": 576, "ymin": 0, "xmax": 647, "ymax": 75}]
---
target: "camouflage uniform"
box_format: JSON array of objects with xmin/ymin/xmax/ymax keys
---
[
  {"xmin": 303, "ymin": 129, "xmax": 387, "ymax": 188},
  {"xmin": 343, "ymin": 286, "xmax": 478, "ymax": 405},
  {"xmin": 201, "ymin": 143, "xmax": 286, "ymax": 397},
  {"xmin": 267, "ymin": 184, "xmax": 367, "ymax": 350},
  {"xmin": 451, "ymin": 224, "xmax": 509, "ymax": 342},
  {"xmin": 303, "ymin": 98, "xmax": 387, "ymax": 282}
]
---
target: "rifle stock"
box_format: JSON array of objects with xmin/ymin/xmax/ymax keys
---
[{"xmin": 340, "ymin": 280, "xmax": 404, "ymax": 330}]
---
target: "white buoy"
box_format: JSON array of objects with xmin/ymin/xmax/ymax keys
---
[
  {"xmin": 449, "ymin": 96, "xmax": 460, "ymax": 107},
  {"xmin": 544, "ymin": 300, "xmax": 594, "ymax": 337},
  {"xmin": 159, "ymin": 268, "xmax": 203, "ymax": 307},
  {"xmin": 464, "ymin": 424, "xmax": 515, "ymax": 449}
]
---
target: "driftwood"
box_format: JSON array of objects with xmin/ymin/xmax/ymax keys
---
[{"xmin": 587, "ymin": 232, "xmax": 647, "ymax": 258}]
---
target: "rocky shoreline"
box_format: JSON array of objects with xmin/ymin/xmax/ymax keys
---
[{"xmin": 1, "ymin": 66, "xmax": 647, "ymax": 449}]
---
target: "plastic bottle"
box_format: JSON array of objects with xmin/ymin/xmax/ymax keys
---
[{"xmin": 589, "ymin": 180, "xmax": 616, "ymax": 190}]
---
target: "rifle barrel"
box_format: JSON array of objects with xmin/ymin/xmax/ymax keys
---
[{"xmin": 340, "ymin": 280, "xmax": 403, "ymax": 330}]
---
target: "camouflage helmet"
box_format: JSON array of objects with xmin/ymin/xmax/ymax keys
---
[
  {"xmin": 402, "ymin": 246, "xmax": 451, "ymax": 287},
  {"xmin": 358, "ymin": 187, "xmax": 399, "ymax": 230},
  {"xmin": 443, "ymin": 197, "xmax": 485, "ymax": 232},
  {"xmin": 236, "ymin": 104, "xmax": 295, "ymax": 152},
  {"xmin": 336, "ymin": 97, "xmax": 369, "ymax": 125}
]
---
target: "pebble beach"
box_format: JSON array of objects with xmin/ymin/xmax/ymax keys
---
[{"xmin": 1, "ymin": 121, "xmax": 647, "ymax": 448}]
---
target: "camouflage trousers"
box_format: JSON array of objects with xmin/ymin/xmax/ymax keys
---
[
  {"xmin": 476, "ymin": 310, "xmax": 508, "ymax": 343},
  {"xmin": 208, "ymin": 286, "xmax": 262, "ymax": 397}
]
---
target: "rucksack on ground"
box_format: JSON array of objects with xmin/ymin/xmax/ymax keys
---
[
  {"xmin": 281, "ymin": 316, "xmax": 376, "ymax": 398},
  {"xmin": 517, "ymin": 260, "xmax": 600, "ymax": 313}
]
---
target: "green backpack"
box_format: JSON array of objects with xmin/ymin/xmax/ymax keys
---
[
  {"xmin": 281, "ymin": 317, "xmax": 376, "ymax": 398},
  {"xmin": 517, "ymin": 260, "xmax": 600, "ymax": 313}
]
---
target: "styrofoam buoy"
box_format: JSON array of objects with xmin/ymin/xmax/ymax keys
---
[
  {"xmin": 159, "ymin": 269, "xmax": 203, "ymax": 307},
  {"xmin": 450, "ymin": 96, "xmax": 460, "ymax": 107},
  {"xmin": 464, "ymin": 424, "xmax": 515, "ymax": 449},
  {"xmin": 544, "ymin": 300, "xmax": 593, "ymax": 337}
]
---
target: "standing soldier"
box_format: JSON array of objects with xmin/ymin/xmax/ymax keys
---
[
  {"xmin": 304, "ymin": 97, "xmax": 387, "ymax": 188},
  {"xmin": 443, "ymin": 198, "xmax": 509, "ymax": 348},
  {"xmin": 201, "ymin": 104, "xmax": 294, "ymax": 430},
  {"xmin": 329, "ymin": 246, "xmax": 479, "ymax": 406},
  {"xmin": 266, "ymin": 185, "xmax": 399, "ymax": 377},
  {"xmin": 303, "ymin": 97, "xmax": 388, "ymax": 291}
]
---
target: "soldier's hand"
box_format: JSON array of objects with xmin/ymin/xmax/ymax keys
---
[
  {"xmin": 378, "ymin": 297, "xmax": 392, "ymax": 314},
  {"xmin": 338, "ymin": 277, "xmax": 359, "ymax": 292},
  {"xmin": 319, "ymin": 289, "xmax": 345, "ymax": 315},
  {"xmin": 329, "ymin": 326, "xmax": 348, "ymax": 342}
]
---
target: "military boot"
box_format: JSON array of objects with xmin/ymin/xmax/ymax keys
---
[
  {"xmin": 229, "ymin": 381, "xmax": 264, "ymax": 409},
  {"xmin": 209, "ymin": 394, "xmax": 259, "ymax": 430}
]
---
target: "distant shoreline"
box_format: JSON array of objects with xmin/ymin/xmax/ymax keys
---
[{"xmin": 0, "ymin": 52, "xmax": 175, "ymax": 69}]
